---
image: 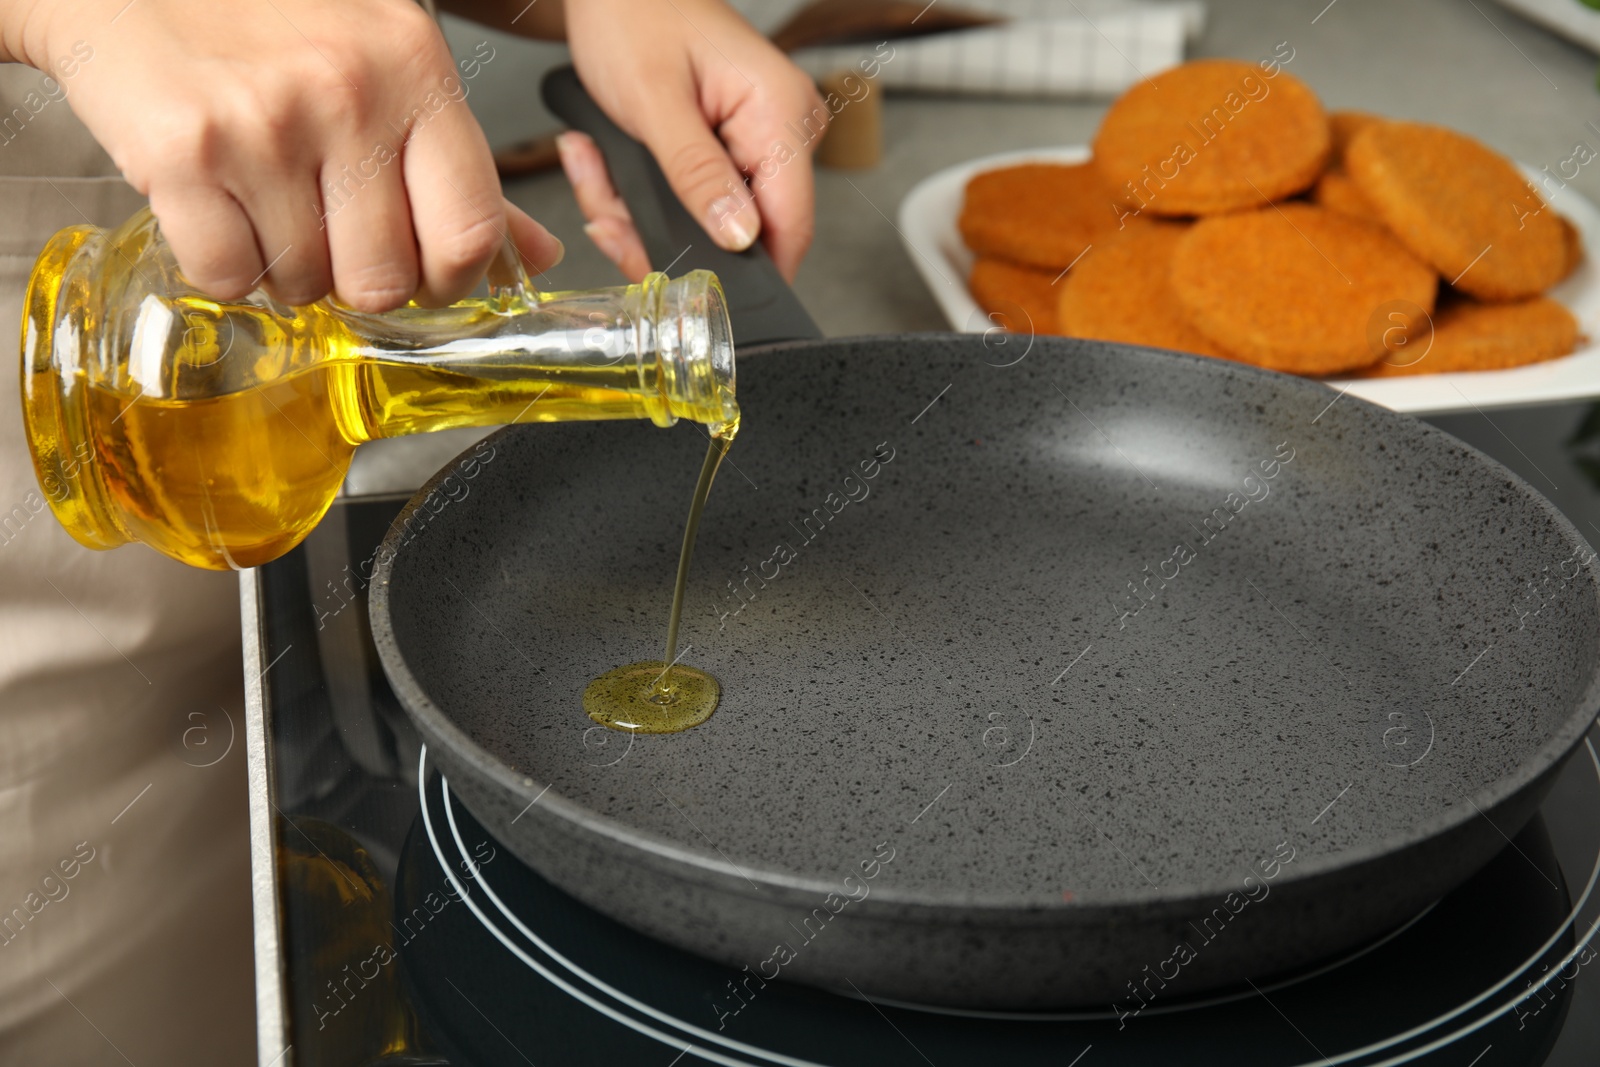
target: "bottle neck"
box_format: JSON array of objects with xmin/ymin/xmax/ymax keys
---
[{"xmin": 332, "ymin": 270, "xmax": 738, "ymax": 443}]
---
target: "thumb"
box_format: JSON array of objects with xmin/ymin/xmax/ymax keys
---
[
  {"xmin": 503, "ymin": 199, "xmax": 566, "ymax": 277},
  {"xmin": 637, "ymin": 105, "xmax": 760, "ymax": 255}
]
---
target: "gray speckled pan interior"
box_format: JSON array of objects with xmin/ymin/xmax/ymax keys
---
[{"xmin": 371, "ymin": 335, "xmax": 1600, "ymax": 1008}]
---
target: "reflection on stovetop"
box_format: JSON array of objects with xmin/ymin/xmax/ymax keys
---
[
  {"xmin": 392, "ymin": 750, "xmax": 1597, "ymax": 1067},
  {"xmin": 259, "ymin": 403, "xmax": 1600, "ymax": 1066}
]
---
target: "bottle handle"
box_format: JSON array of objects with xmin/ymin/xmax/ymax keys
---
[{"xmin": 539, "ymin": 65, "xmax": 823, "ymax": 347}]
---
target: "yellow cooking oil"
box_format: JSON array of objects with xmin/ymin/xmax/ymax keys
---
[
  {"xmin": 583, "ymin": 421, "xmax": 736, "ymax": 733},
  {"xmin": 59, "ymin": 296, "xmax": 664, "ymax": 569},
  {"xmin": 23, "ymin": 208, "xmax": 739, "ymax": 734}
]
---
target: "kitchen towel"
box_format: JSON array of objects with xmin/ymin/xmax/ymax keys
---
[
  {"xmin": 786, "ymin": 0, "xmax": 1207, "ymax": 98},
  {"xmin": 1492, "ymin": 0, "xmax": 1600, "ymax": 55}
]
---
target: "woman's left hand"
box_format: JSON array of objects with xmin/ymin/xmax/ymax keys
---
[{"xmin": 559, "ymin": 0, "xmax": 825, "ymax": 282}]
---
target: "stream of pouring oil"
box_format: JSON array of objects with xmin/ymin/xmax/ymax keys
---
[{"xmin": 582, "ymin": 421, "xmax": 737, "ymax": 734}]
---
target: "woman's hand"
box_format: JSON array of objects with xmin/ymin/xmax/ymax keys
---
[
  {"xmin": 560, "ymin": 0, "xmax": 825, "ymax": 281},
  {"xmin": 12, "ymin": 0, "xmax": 562, "ymax": 310}
]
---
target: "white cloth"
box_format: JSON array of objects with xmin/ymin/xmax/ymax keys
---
[
  {"xmin": 788, "ymin": 0, "xmax": 1207, "ymax": 98},
  {"xmin": 1493, "ymin": 0, "xmax": 1600, "ymax": 55},
  {"xmin": 0, "ymin": 63, "xmax": 254, "ymax": 1066}
]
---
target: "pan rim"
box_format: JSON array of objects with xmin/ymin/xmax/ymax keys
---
[{"xmin": 369, "ymin": 333, "xmax": 1600, "ymax": 915}]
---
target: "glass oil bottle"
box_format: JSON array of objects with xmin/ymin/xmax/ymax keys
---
[{"xmin": 21, "ymin": 207, "xmax": 737, "ymax": 570}]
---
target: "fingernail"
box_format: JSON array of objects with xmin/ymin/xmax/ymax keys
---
[
  {"xmin": 555, "ymin": 130, "xmax": 577, "ymax": 160},
  {"xmin": 556, "ymin": 131, "xmax": 595, "ymax": 182},
  {"xmin": 544, "ymin": 235, "xmax": 565, "ymax": 269},
  {"xmin": 584, "ymin": 221, "xmax": 624, "ymax": 263},
  {"xmin": 706, "ymin": 195, "xmax": 757, "ymax": 251}
]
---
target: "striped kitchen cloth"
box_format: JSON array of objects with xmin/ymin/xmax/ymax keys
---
[{"xmin": 787, "ymin": 0, "xmax": 1207, "ymax": 97}]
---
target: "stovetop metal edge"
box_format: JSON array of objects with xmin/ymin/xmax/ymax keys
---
[{"xmin": 242, "ymin": 568, "xmax": 291, "ymax": 1067}]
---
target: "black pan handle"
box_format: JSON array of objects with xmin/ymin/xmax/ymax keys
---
[{"xmin": 540, "ymin": 65, "xmax": 823, "ymax": 347}]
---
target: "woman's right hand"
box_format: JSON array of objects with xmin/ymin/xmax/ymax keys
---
[{"xmin": 7, "ymin": 0, "xmax": 561, "ymax": 310}]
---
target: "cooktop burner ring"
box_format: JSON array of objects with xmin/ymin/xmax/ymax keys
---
[
  {"xmin": 415, "ymin": 738, "xmax": 1600, "ymax": 1066},
  {"xmin": 419, "ymin": 744, "xmax": 828, "ymax": 1067},
  {"xmin": 856, "ymin": 900, "xmax": 1443, "ymax": 1023}
]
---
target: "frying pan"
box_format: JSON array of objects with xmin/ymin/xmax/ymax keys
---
[{"xmin": 368, "ymin": 68, "xmax": 1600, "ymax": 1008}]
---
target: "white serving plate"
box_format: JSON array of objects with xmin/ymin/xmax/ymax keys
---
[{"xmin": 896, "ymin": 146, "xmax": 1600, "ymax": 415}]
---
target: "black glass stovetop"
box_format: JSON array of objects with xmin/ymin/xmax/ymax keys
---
[{"xmin": 254, "ymin": 403, "xmax": 1600, "ymax": 1067}]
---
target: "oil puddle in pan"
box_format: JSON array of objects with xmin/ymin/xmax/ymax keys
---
[{"xmin": 582, "ymin": 420, "xmax": 737, "ymax": 734}]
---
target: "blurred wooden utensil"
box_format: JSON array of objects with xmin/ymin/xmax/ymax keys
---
[
  {"xmin": 771, "ymin": 0, "xmax": 1000, "ymax": 52},
  {"xmin": 494, "ymin": 133, "xmax": 561, "ymax": 180}
]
